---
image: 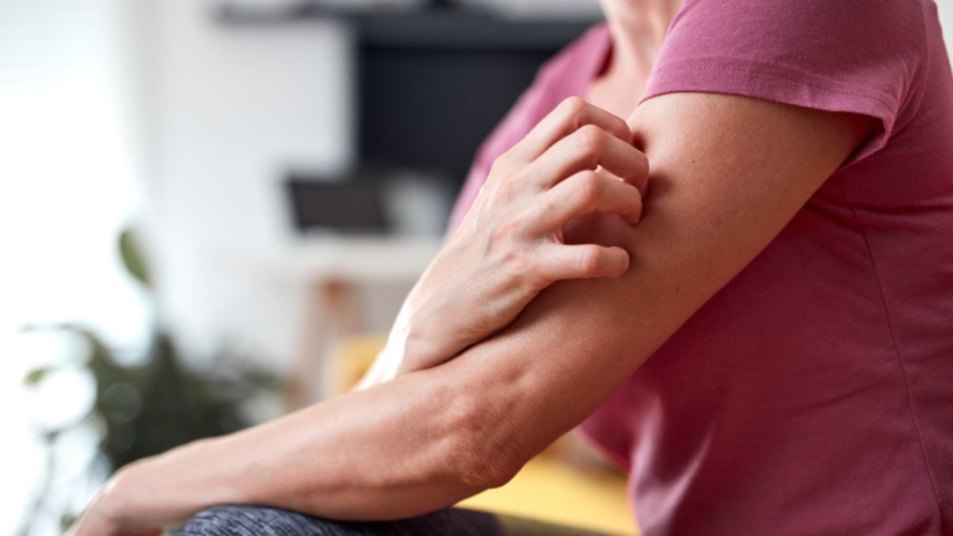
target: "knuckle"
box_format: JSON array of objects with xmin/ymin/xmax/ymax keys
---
[
  {"xmin": 526, "ymin": 246, "xmax": 554, "ymax": 287},
  {"xmin": 490, "ymin": 161, "xmax": 537, "ymax": 199},
  {"xmin": 492, "ymin": 171, "xmax": 523, "ymax": 201},
  {"xmin": 488, "ymin": 222, "xmax": 533, "ymax": 277},
  {"xmin": 577, "ymin": 247, "xmax": 603, "ymax": 275},
  {"xmin": 575, "ymin": 171, "xmax": 603, "ymax": 203},
  {"xmin": 495, "ymin": 241, "xmax": 537, "ymax": 288},
  {"xmin": 489, "ymin": 217, "xmax": 519, "ymax": 244},
  {"xmin": 492, "ymin": 176, "xmax": 513, "ymax": 198},
  {"xmin": 575, "ymin": 125, "xmax": 605, "ymax": 163},
  {"xmin": 611, "ymin": 116, "xmax": 631, "ymax": 138},
  {"xmin": 504, "ymin": 247, "xmax": 533, "ymax": 281},
  {"xmin": 490, "ymin": 151, "xmax": 516, "ymax": 176},
  {"xmin": 578, "ymin": 123, "xmax": 604, "ymax": 146},
  {"xmin": 559, "ymin": 96, "xmax": 588, "ymax": 119},
  {"xmin": 537, "ymin": 194, "xmax": 561, "ymax": 219}
]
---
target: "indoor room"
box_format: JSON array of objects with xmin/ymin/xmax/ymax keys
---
[{"xmin": 3, "ymin": 1, "xmax": 952, "ymax": 535}]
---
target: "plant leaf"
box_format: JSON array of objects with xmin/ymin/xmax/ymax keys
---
[
  {"xmin": 24, "ymin": 367, "xmax": 52, "ymax": 386},
  {"xmin": 118, "ymin": 227, "xmax": 151, "ymax": 289}
]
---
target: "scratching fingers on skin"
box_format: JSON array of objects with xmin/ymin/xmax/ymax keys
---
[
  {"xmin": 528, "ymin": 124, "xmax": 649, "ymax": 191},
  {"xmin": 528, "ymin": 169, "xmax": 644, "ymax": 231},
  {"xmin": 507, "ymin": 96, "xmax": 633, "ymax": 163},
  {"xmin": 534, "ymin": 243, "xmax": 630, "ymax": 281}
]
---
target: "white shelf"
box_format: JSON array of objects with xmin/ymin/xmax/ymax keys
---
[{"xmin": 260, "ymin": 234, "xmax": 443, "ymax": 283}]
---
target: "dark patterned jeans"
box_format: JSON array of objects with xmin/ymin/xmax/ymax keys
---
[{"xmin": 179, "ymin": 504, "xmax": 612, "ymax": 536}]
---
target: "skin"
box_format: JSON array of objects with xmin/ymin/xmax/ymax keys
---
[
  {"xmin": 70, "ymin": 0, "xmax": 877, "ymax": 533},
  {"xmin": 380, "ymin": 0, "xmax": 704, "ymax": 380},
  {"xmin": 590, "ymin": 0, "xmax": 684, "ymax": 117},
  {"xmin": 361, "ymin": 98, "xmax": 649, "ymax": 384},
  {"xmin": 363, "ymin": 0, "xmax": 681, "ymax": 384}
]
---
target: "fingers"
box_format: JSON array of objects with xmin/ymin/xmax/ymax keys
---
[
  {"xmin": 508, "ymin": 97, "xmax": 632, "ymax": 163},
  {"xmin": 489, "ymin": 97, "xmax": 649, "ymax": 198},
  {"xmin": 475, "ymin": 97, "xmax": 648, "ymax": 287},
  {"xmin": 530, "ymin": 123, "xmax": 650, "ymax": 193},
  {"xmin": 529, "ymin": 169, "xmax": 644, "ymax": 230},
  {"xmin": 534, "ymin": 243, "xmax": 630, "ymax": 281}
]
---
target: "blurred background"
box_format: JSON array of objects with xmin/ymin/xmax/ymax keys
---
[{"xmin": 1, "ymin": 1, "xmax": 951, "ymax": 534}]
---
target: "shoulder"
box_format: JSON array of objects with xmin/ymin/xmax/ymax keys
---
[
  {"xmin": 668, "ymin": 0, "xmax": 927, "ymax": 55},
  {"xmin": 646, "ymin": 0, "xmax": 930, "ymax": 160}
]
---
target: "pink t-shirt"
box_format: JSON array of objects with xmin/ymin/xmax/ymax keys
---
[{"xmin": 450, "ymin": 1, "xmax": 953, "ymax": 534}]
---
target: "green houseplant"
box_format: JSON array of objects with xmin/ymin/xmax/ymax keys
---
[{"xmin": 21, "ymin": 228, "xmax": 280, "ymax": 534}]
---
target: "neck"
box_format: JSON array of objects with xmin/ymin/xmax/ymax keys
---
[{"xmin": 600, "ymin": 0, "xmax": 684, "ymax": 78}]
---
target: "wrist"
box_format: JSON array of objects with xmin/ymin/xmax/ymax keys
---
[
  {"xmin": 88, "ymin": 458, "xmax": 161, "ymax": 531},
  {"xmin": 100, "ymin": 438, "xmax": 234, "ymax": 529}
]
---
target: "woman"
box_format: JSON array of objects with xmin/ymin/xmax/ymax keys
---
[{"xmin": 74, "ymin": 0, "xmax": 953, "ymax": 534}]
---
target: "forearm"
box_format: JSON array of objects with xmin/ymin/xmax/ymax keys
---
[
  {"xmin": 104, "ymin": 370, "xmax": 486, "ymax": 527},
  {"xmin": 358, "ymin": 240, "xmax": 539, "ymax": 390},
  {"xmin": 360, "ymin": 99, "xmax": 650, "ymax": 386}
]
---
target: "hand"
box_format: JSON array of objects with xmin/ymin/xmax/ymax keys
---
[
  {"xmin": 363, "ymin": 97, "xmax": 649, "ymax": 384},
  {"xmin": 68, "ymin": 506, "xmax": 160, "ymax": 536},
  {"xmin": 68, "ymin": 457, "xmax": 191, "ymax": 536},
  {"xmin": 69, "ymin": 476, "xmax": 157, "ymax": 536}
]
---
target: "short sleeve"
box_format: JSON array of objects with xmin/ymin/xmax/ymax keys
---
[{"xmin": 642, "ymin": 0, "xmax": 928, "ymax": 160}]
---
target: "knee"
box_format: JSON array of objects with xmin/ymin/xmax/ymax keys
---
[{"xmin": 179, "ymin": 504, "xmax": 320, "ymax": 535}]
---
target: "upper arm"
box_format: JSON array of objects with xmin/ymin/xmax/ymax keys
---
[{"xmin": 436, "ymin": 91, "xmax": 875, "ymax": 484}]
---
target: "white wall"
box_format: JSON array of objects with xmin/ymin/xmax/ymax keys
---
[
  {"xmin": 939, "ymin": 0, "xmax": 953, "ymax": 60},
  {"xmin": 144, "ymin": 1, "xmax": 361, "ymax": 369},
  {"xmin": 0, "ymin": 1, "xmax": 148, "ymax": 532},
  {"xmin": 140, "ymin": 0, "xmax": 600, "ymax": 381}
]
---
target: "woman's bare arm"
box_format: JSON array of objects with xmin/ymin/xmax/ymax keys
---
[
  {"xmin": 416, "ymin": 94, "xmax": 876, "ymax": 472},
  {"xmin": 73, "ymin": 92, "xmax": 874, "ymax": 534},
  {"xmin": 359, "ymin": 98, "xmax": 649, "ymax": 388}
]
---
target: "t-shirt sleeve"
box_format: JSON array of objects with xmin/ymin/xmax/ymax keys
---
[{"xmin": 641, "ymin": 0, "xmax": 927, "ymax": 159}]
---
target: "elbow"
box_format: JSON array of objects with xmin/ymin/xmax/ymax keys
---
[
  {"xmin": 442, "ymin": 388, "xmax": 527, "ymax": 490},
  {"xmin": 454, "ymin": 443, "xmax": 523, "ymax": 491}
]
